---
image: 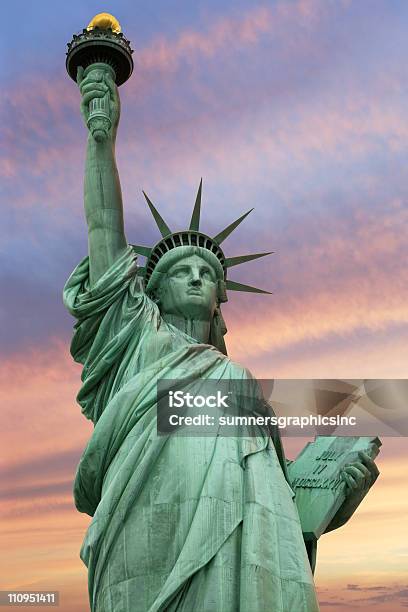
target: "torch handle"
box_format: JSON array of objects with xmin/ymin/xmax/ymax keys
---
[{"xmin": 84, "ymin": 63, "xmax": 116, "ymax": 143}]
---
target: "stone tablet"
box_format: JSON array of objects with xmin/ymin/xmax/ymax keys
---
[{"xmin": 288, "ymin": 436, "xmax": 381, "ymax": 540}]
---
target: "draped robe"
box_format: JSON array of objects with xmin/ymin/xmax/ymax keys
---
[{"xmin": 63, "ymin": 246, "xmax": 320, "ymax": 612}]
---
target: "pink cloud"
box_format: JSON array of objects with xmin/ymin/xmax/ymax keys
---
[
  {"xmin": 132, "ymin": 0, "xmax": 325, "ymax": 75},
  {"xmin": 0, "ymin": 0, "xmax": 332, "ymax": 186},
  {"xmin": 0, "ymin": 343, "xmax": 91, "ymax": 477},
  {"xmin": 134, "ymin": 6, "xmax": 272, "ymax": 73},
  {"xmin": 3, "ymin": 0, "xmax": 407, "ymax": 221},
  {"xmin": 226, "ymin": 276, "xmax": 408, "ymax": 371}
]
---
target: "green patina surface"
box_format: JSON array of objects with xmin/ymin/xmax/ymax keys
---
[{"xmin": 64, "ymin": 39, "xmax": 379, "ymax": 612}]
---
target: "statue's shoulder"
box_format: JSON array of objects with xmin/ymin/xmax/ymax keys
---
[{"xmin": 218, "ymin": 353, "xmax": 257, "ymax": 382}]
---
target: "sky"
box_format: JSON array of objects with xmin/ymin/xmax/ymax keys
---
[{"xmin": 1, "ymin": 0, "xmax": 408, "ymax": 610}]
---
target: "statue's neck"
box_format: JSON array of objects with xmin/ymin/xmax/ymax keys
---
[{"xmin": 162, "ymin": 314, "xmax": 210, "ymax": 344}]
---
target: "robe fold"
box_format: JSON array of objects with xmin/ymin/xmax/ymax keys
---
[{"xmin": 63, "ymin": 246, "xmax": 320, "ymax": 612}]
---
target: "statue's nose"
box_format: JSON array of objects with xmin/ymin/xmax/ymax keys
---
[{"xmin": 190, "ymin": 270, "xmax": 202, "ymax": 285}]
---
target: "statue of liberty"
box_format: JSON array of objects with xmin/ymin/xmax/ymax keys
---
[{"xmin": 63, "ymin": 14, "xmax": 379, "ymax": 612}]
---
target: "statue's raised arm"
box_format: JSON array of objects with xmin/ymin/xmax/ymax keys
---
[{"xmin": 77, "ymin": 65, "xmax": 127, "ymax": 285}]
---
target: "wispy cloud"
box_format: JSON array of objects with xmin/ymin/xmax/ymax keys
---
[
  {"xmin": 0, "ymin": 449, "xmax": 81, "ymax": 488},
  {"xmin": 133, "ymin": 5, "xmax": 273, "ymax": 73},
  {"xmin": 339, "ymin": 583, "xmax": 408, "ymax": 608},
  {"xmin": 0, "ymin": 345, "xmax": 90, "ymax": 476}
]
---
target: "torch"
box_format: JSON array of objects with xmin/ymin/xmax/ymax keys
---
[{"xmin": 66, "ymin": 13, "xmax": 134, "ymax": 142}]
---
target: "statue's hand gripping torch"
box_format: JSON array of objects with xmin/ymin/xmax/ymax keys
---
[
  {"xmin": 66, "ymin": 13, "xmax": 133, "ymax": 143},
  {"xmin": 77, "ymin": 64, "xmax": 115, "ymax": 142}
]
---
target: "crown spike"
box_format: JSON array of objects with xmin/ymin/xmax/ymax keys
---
[
  {"xmin": 225, "ymin": 252, "xmax": 273, "ymax": 268},
  {"xmin": 213, "ymin": 209, "xmax": 254, "ymax": 245},
  {"xmin": 226, "ymin": 279, "xmax": 272, "ymax": 294},
  {"xmin": 131, "ymin": 244, "xmax": 152, "ymax": 257},
  {"xmin": 189, "ymin": 178, "xmax": 202, "ymax": 231},
  {"xmin": 142, "ymin": 191, "xmax": 172, "ymax": 237}
]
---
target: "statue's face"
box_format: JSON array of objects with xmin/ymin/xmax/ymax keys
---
[{"xmin": 157, "ymin": 255, "xmax": 218, "ymax": 320}]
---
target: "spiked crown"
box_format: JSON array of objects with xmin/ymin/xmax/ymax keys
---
[{"xmin": 133, "ymin": 180, "xmax": 272, "ymax": 295}]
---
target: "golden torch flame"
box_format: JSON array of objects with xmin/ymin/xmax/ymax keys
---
[{"xmin": 87, "ymin": 13, "xmax": 121, "ymax": 34}]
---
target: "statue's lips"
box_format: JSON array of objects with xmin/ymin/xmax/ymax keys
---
[{"xmin": 187, "ymin": 289, "xmax": 203, "ymax": 296}]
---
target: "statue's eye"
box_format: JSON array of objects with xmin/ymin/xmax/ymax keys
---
[
  {"xmin": 171, "ymin": 267, "xmax": 189, "ymax": 278},
  {"xmin": 201, "ymin": 268, "xmax": 214, "ymax": 280}
]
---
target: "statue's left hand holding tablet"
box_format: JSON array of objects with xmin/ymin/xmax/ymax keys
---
[{"xmin": 327, "ymin": 451, "xmax": 380, "ymax": 532}]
